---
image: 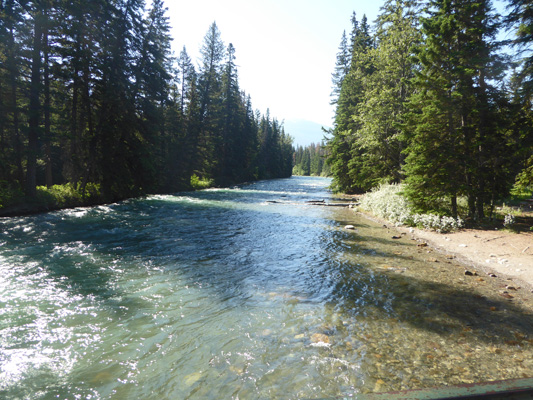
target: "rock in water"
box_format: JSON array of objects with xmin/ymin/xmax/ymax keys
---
[
  {"xmin": 311, "ymin": 333, "xmax": 331, "ymax": 344},
  {"xmin": 184, "ymin": 372, "xmax": 203, "ymax": 387}
]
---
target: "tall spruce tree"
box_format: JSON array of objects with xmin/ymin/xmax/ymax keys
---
[
  {"xmin": 197, "ymin": 21, "xmax": 225, "ymax": 180},
  {"xmin": 134, "ymin": 0, "xmax": 173, "ymax": 191},
  {"xmin": 0, "ymin": 0, "xmax": 26, "ymax": 186},
  {"xmin": 350, "ymin": 0, "xmax": 421, "ymax": 190},
  {"xmin": 506, "ymin": 0, "xmax": 533, "ymax": 190},
  {"xmin": 0, "ymin": 4, "xmax": 295, "ymax": 209},
  {"xmin": 403, "ymin": 0, "xmax": 504, "ymax": 219},
  {"xmin": 220, "ymin": 43, "xmax": 242, "ymax": 183},
  {"xmin": 330, "ymin": 30, "xmax": 350, "ymax": 105},
  {"xmin": 327, "ymin": 13, "xmax": 374, "ymax": 193}
]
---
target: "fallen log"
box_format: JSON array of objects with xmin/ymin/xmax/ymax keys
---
[{"xmin": 306, "ymin": 201, "xmax": 359, "ymax": 207}]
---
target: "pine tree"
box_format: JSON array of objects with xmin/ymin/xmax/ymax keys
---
[
  {"xmin": 506, "ymin": 0, "xmax": 533, "ymax": 95},
  {"xmin": 351, "ymin": 0, "xmax": 421, "ymax": 189},
  {"xmin": 0, "ymin": 0, "xmax": 26, "ymax": 186},
  {"xmin": 327, "ymin": 13, "xmax": 374, "ymax": 193},
  {"xmin": 25, "ymin": 2, "xmax": 47, "ymax": 197},
  {"xmin": 134, "ymin": 0, "xmax": 174, "ymax": 191},
  {"xmin": 0, "ymin": 5, "xmax": 296, "ymax": 208},
  {"xmin": 403, "ymin": 0, "xmax": 505, "ymax": 219},
  {"xmin": 220, "ymin": 43, "xmax": 243, "ymax": 183},
  {"xmin": 506, "ymin": 0, "xmax": 533, "ymax": 190},
  {"xmin": 197, "ymin": 21, "xmax": 225, "ymax": 180},
  {"xmin": 331, "ymin": 30, "xmax": 350, "ymax": 105}
]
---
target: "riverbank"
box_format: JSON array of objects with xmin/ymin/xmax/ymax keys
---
[
  {"xmin": 356, "ymin": 210, "xmax": 533, "ymax": 291},
  {"xmin": 396, "ymin": 225, "xmax": 533, "ymax": 289}
]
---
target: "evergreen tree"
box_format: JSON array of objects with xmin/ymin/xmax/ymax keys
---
[
  {"xmin": 0, "ymin": 5, "xmax": 294, "ymax": 209},
  {"xmin": 403, "ymin": 0, "xmax": 505, "ymax": 219},
  {"xmin": 292, "ymin": 142, "xmax": 330, "ymax": 176},
  {"xmin": 331, "ymin": 30, "xmax": 350, "ymax": 105},
  {"xmin": 220, "ymin": 43, "xmax": 243, "ymax": 184},
  {"xmin": 506, "ymin": 0, "xmax": 533, "ymax": 190},
  {"xmin": 327, "ymin": 13, "xmax": 374, "ymax": 193},
  {"xmin": 134, "ymin": 0, "xmax": 174, "ymax": 190},
  {"xmin": 196, "ymin": 21, "xmax": 225, "ymax": 181},
  {"xmin": 351, "ymin": 0, "xmax": 421, "ymax": 190},
  {"xmin": 506, "ymin": 0, "xmax": 533, "ymax": 95},
  {"xmin": 0, "ymin": 0, "xmax": 26, "ymax": 186}
]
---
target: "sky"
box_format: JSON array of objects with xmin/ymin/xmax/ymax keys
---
[{"xmin": 165, "ymin": 0, "xmax": 383, "ymax": 129}]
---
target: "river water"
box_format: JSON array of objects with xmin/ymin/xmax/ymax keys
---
[{"xmin": 1, "ymin": 176, "xmax": 532, "ymax": 399}]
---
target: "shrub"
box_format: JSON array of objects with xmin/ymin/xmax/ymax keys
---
[
  {"xmin": 503, "ymin": 213, "xmax": 515, "ymax": 227},
  {"xmin": 190, "ymin": 174, "xmax": 214, "ymax": 190},
  {"xmin": 360, "ymin": 183, "xmax": 464, "ymax": 233},
  {"xmin": 36, "ymin": 184, "xmax": 82, "ymax": 208},
  {"xmin": 35, "ymin": 182, "xmax": 103, "ymax": 209}
]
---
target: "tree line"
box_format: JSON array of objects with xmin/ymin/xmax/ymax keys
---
[
  {"xmin": 0, "ymin": 0, "xmax": 293, "ymax": 206},
  {"xmin": 292, "ymin": 143, "xmax": 331, "ymax": 177},
  {"xmin": 327, "ymin": 0, "xmax": 533, "ymax": 220}
]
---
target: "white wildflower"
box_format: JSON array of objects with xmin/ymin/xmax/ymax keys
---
[{"xmin": 359, "ymin": 184, "xmax": 463, "ymax": 233}]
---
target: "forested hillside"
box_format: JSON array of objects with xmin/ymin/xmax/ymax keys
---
[
  {"xmin": 292, "ymin": 143, "xmax": 331, "ymax": 176},
  {"xmin": 0, "ymin": 1, "xmax": 293, "ymax": 208},
  {"xmin": 327, "ymin": 0, "xmax": 533, "ymax": 220}
]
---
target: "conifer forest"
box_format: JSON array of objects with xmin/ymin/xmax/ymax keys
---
[
  {"xmin": 1, "ymin": 0, "xmax": 532, "ymax": 220},
  {"xmin": 0, "ymin": 0, "xmax": 293, "ymax": 209},
  {"xmin": 327, "ymin": 0, "xmax": 532, "ymax": 220}
]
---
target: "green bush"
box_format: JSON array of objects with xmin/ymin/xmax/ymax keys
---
[
  {"xmin": 190, "ymin": 174, "xmax": 214, "ymax": 190},
  {"xmin": 36, "ymin": 184, "xmax": 82, "ymax": 208},
  {"xmin": 35, "ymin": 182, "xmax": 103, "ymax": 209}
]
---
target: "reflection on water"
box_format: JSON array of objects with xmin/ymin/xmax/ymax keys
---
[{"xmin": 0, "ymin": 176, "xmax": 532, "ymax": 399}]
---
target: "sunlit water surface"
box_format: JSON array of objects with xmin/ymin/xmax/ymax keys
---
[{"xmin": 1, "ymin": 177, "xmax": 532, "ymax": 399}]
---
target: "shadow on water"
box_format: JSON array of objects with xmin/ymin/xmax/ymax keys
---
[
  {"xmin": 3, "ymin": 190, "xmax": 533, "ymax": 347},
  {"xmin": 331, "ymin": 262, "xmax": 533, "ymax": 342},
  {"xmin": 2, "ymin": 177, "xmax": 533, "ymax": 398},
  {"xmin": 323, "ymin": 228, "xmax": 533, "ymax": 349}
]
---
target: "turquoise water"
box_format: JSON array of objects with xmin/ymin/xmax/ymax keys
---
[{"xmin": 1, "ymin": 176, "xmax": 532, "ymax": 399}]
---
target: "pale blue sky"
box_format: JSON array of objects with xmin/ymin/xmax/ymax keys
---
[
  {"xmin": 166, "ymin": 0, "xmax": 511, "ymax": 136},
  {"xmin": 166, "ymin": 1, "xmax": 383, "ymax": 127}
]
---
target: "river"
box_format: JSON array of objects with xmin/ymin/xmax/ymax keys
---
[{"xmin": 1, "ymin": 176, "xmax": 532, "ymax": 399}]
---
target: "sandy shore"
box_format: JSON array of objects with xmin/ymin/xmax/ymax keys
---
[{"xmin": 392, "ymin": 223, "xmax": 533, "ymax": 291}]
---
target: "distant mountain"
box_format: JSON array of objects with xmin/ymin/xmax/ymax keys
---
[{"xmin": 284, "ymin": 119, "xmax": 332, "ymax": 147}]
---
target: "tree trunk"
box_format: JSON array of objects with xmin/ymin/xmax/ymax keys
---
[
  {"xmin": 451, "ymin": 195, "xmax": 458, "ymax": 219},
  {"xmin": 26, "ymin": 11, "xmax": 44, "ymax": 197},
  {"xmin": 7, "ymin": 25, "xmax": 24, "ymax": 185},
  {"xmin": 43, "ymin": 18, "xmax": 53, "ymax": 188}
]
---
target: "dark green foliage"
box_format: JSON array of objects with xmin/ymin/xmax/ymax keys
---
[
  {"xmin": 506, "ymin": 0, "xmax": 533, "ymax": 95},
  {"xmin": 327, "ymin": 0, "xmax": 532, "ymax": 221},
  {"xmin": 327, "ymin": 13, "xmax": 374, "ymax": 193},
  {"xmin": 327, "ymin": 3, "xmax": 419, "ymax": 193},
  {"xmin": 404, "ymin": 0, "xmax": 514, "ymax": 219},
  {"xmin": 0, "ymin": 2, "xmax": 293, "ymax": 210},
  {"xmin": 293, "ymin": 143, "xmax": 330, "ymax": 177}
]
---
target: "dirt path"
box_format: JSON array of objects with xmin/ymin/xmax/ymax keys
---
[{"xmin": 393, "ymin": 225, "xmax": 533, "ymax": 291}]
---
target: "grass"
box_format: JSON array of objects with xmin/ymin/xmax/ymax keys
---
[{"xmin": 0, "ymin": 181, "xmax": 103, "ymax": 216}]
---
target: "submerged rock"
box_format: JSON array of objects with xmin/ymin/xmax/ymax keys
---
[
  {"xmin": 311, "ymin": 333, "xmax": 331, "ymax": 344},
  {"xmin": 184, "ymin": 372, "xmax": 203, "ymax": 387}
]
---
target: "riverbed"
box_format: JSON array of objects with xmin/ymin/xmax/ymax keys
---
[{"xmin": 1, "ymin": 176, "xmax": 532, "ymax": 399}]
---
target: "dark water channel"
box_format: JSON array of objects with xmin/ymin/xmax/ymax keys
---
[{"xmin": 1, "ymin": 176, "xmax": 532, "ymax": 399}]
